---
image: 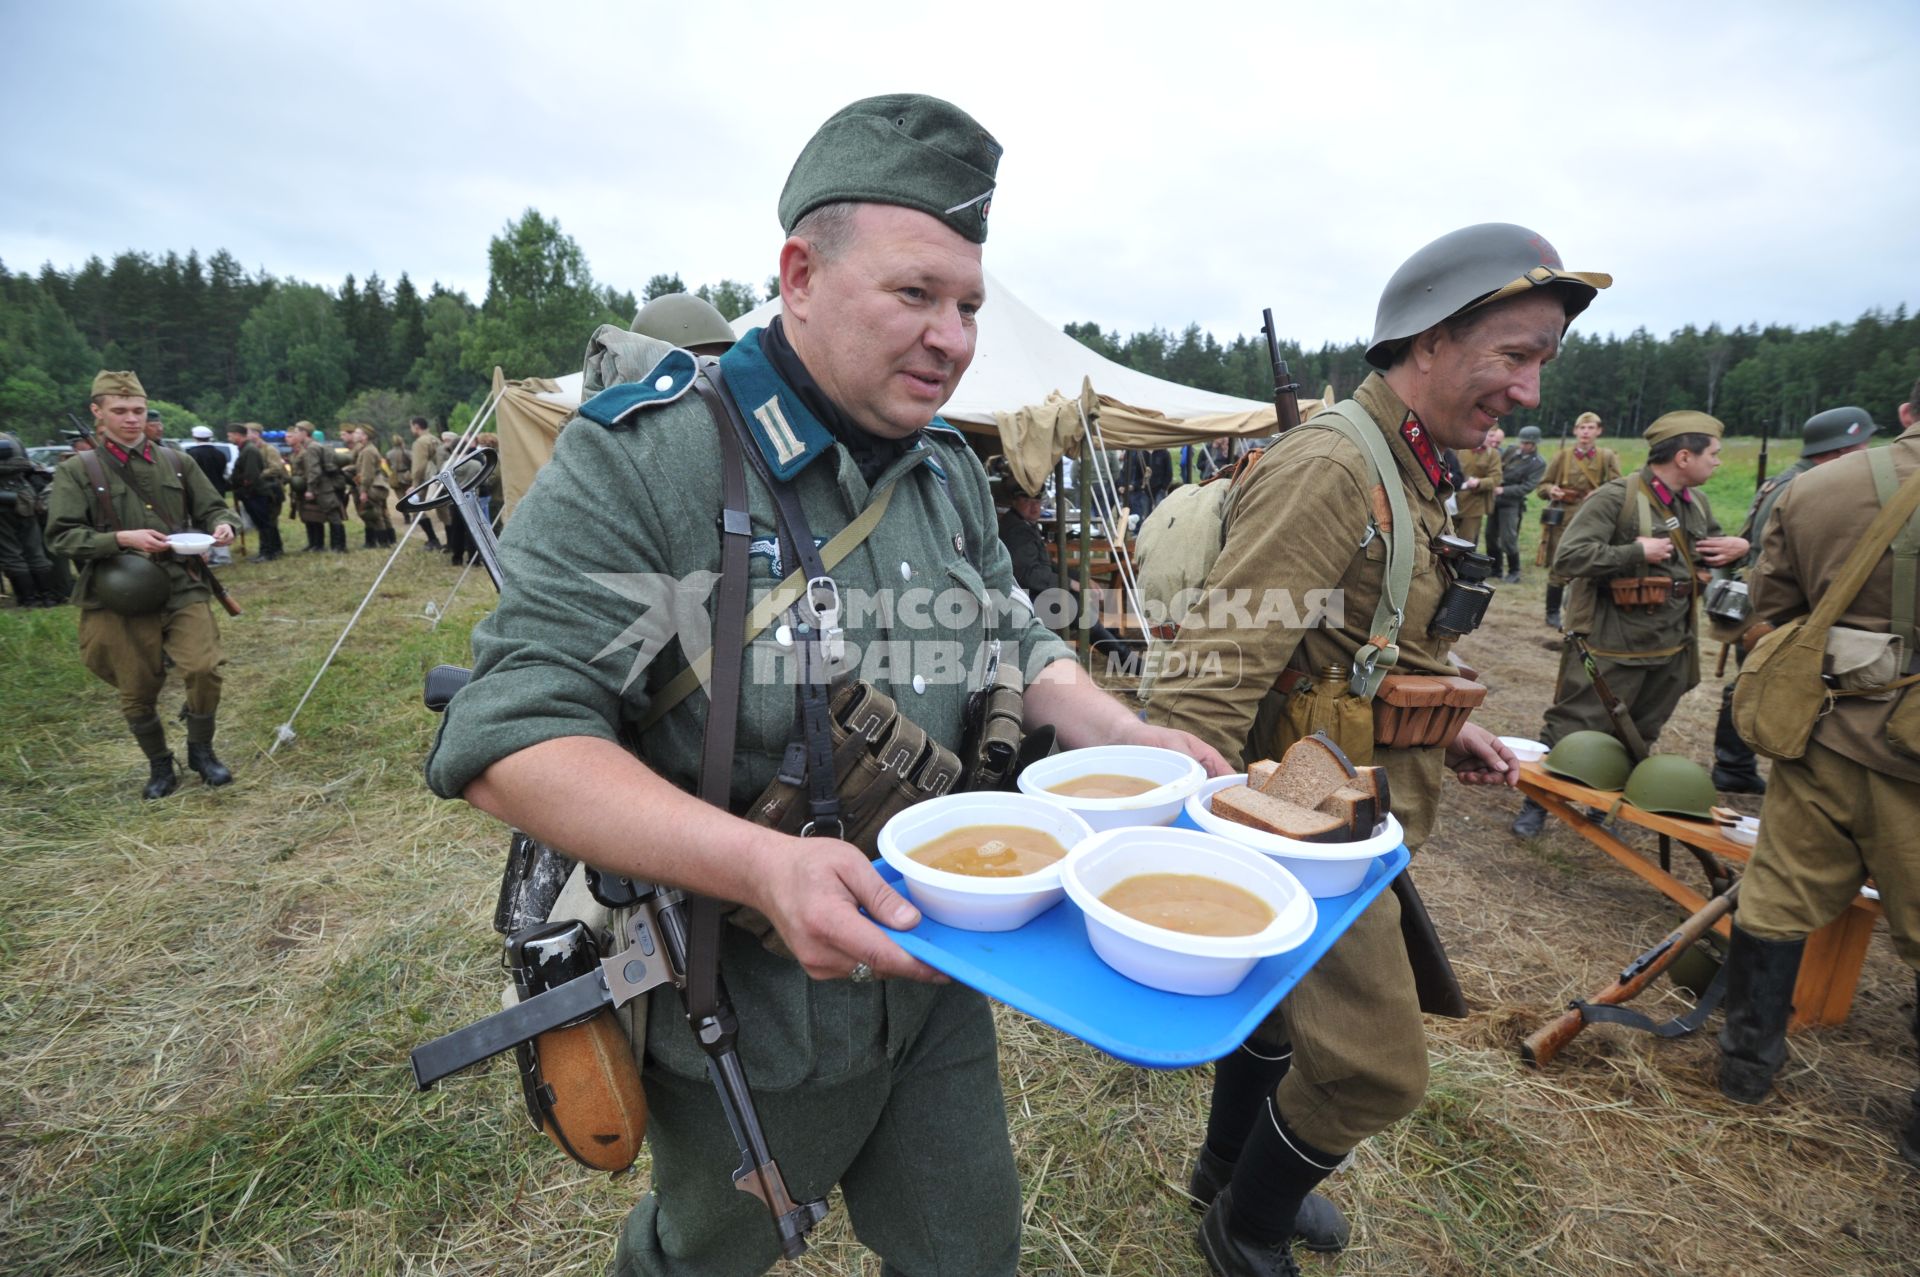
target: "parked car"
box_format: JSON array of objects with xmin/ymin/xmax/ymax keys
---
[{"xmin": 26, "ymin": 444, "xmax": 73, "ymax": 469}]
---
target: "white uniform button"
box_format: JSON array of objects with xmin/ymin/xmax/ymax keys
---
[
  {"xmin": 654, "ymin": 375, "xmax": 674, "ymax": 392},
  {"xmin": 899, "ymin": 561, "xmax": 912, "ymax": 581},
  {"xmin": 911, "ymin": 674, "xmax": 927, "ymax": 695},
  {"xmin": 775, "ymin": 624, "xmax": 793, "ymax": 647}
]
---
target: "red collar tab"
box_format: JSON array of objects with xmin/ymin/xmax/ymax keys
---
[
  {"xmin": 103, "ymin": 439, "xmax": 152, "ymax": 464},
  {"xmin": 1649, "ymin": 477, "xmax": 1691, "ymax": 505},
  {"xmin": 1400, "ymin": 414, "xmax": 1448, "ymax": 489},
  {"xmin": 1574, "ymin": 446, "xmax": 1596, "ymax": 459}
]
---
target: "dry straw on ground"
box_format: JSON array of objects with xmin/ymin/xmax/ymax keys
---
[{"xmin": 1, "ymin": 464, "xmax": 1914, "ymax": 1275}]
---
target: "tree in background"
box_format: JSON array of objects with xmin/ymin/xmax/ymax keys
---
[
  {"xmin": 694, "ymin": 279, "xmax": 765, "ymax": 321},
  {"xmin": 642, "ymin": 273, "xmax": 687, "ymax": 302},
  {"xmin": 410, "ymin": 287, "xmax": 482, "ymax": 424},
  {"xmin": 460, "ymin": 209, "xmax": 621, "ymax": 381},
  {"xmin": 235, "ymin": 283, "xmax": 352, "ymax": 426},
  {"xmin": 336, "ymin": 387, "xmax": 425, "ymax": 441}
]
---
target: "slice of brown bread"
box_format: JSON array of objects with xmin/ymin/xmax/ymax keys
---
[
  {"xmin": 1315, "ymin": 785, "xmax": 1379, "ymax": 841},
  {"xmin": 1247, "ymin": 759, "xmax": 1281, "ymax": 791},
  {"xmin": 1355, "ymin": 765, "xmax": 1391, "ymax": 830},
  {"xmin": 1258, "ymin": 733, "xmax": 1357, "ymax": 811},
  {"xmin": 1210, "ymin": 784, "xmax": 1350, "ymax": 844}
]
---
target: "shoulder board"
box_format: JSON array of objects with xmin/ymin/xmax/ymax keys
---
[{"xmin": 578, "ymin": 349, "xmax": 699, "ymax": 428}]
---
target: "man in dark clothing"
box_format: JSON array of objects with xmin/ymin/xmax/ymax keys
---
[
  {"xmin": 1147, "ymin": 447, "xmax": 1172, "ymax": 513},
  {"xmin": 184, "ymin": 426, "xmax": 229, "ymax": 495},
  {"xmin": 997, "ymin": 491, "xmax": 1132, "ymax": 669},
  {"xmin": 1491, "ymin": 425, "xmax": 1546, "ymax": 581}
]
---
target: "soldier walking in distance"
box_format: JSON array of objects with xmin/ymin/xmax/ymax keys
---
[
  {"xmin": 426, "ymin": 93, "xmax": 1225, "ymax": 1277},
  {"xmin": 1511, "ymin": 412, "xmax": 1749, "ymax": 836},
  {"xmin": 1709, "ymin": 406, "xmax": 1878, "ymax": 794},
  {"xmin": 1538, "ymin": 411, "xmax": 1621, "ymax": 628},
  {"xmin": 1490, "ymin": 425, "xmax": 1545, "ymax": 581},
  {"xmin": 226, "ymin": 423, "xmax": 284, "ymax": 560},
  {"xmin": 347, "ymin": 426, "xmax": 396, "ymax": 547},
  {"xmin": 44, "ymin": 371, "xmax": 241, "ymax": 797},
  {"xmin": 288, "ymin": 423, "xmax": 349, "ymax": 552},
  {"xmin": 1715, "ymin": 378, "xmax": 1920, "ymax": 1172},
  {"xmin": 1147, "ymin": 223, "xmax": 1606, "ymax": 1276},
  {"xmin": 1452, "ymin": 430, "xmax": 1502, "ymax": 547},
  {"xmin": 407, "ymin": 416, "xmax": 445, "ymax": 551}
]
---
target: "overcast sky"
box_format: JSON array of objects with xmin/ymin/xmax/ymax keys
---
[{"xmin": 3, "ymin": 1, "xmax": 1914, "ymax": 352}]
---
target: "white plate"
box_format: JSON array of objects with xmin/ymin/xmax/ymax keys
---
[
  {"xmin": 166, "ymin": 531, "xmax": 214, "ymax": 556},
  {"xmin": 1017, "ymin": 745, "xmax": 1207, "ymax": 832},
  {"xmin": 1499, "ymin": 736, "xmax": 1549, "ymax": 763},
  {"xmin": 1184, "ymin": 774, "xmax": 1404, "ymax": 898}
]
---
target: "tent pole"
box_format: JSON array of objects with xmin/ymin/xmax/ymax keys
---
[{"xmin": 1076, "ymin": 437, "xmax": 1091, "ymax": 664}]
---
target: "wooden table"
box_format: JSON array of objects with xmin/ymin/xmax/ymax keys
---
[{"xmin": 1517, "ymin": 760, "xmax": 1881, "ymax": 1029}]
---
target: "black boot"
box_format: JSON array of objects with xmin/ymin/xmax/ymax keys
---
[
  {"xmin": 182, "ymin": 712, "xmax": 234, "ymax": 786},
  {"xmin": 127, "ymin": 714, "xmax": 177, "ymax": 799},
  {"xmin": 304, "ymin": 522, "xmax": 325, "ymax": 552},
  {"xmin": 330, "ymin": 523, "xmax": 349, "ymax": 553},
  {"xmin": 1189, "ymin": 1045, "xmax": 1349, "ymax": 1252},
  {"xmin": 30, "ymin": 565, "xmax": 66, "ymax": 606},
  {"xmin": 1717, "ymin": 926, "xmax": 1804, "ymax": 1103},
  {"xmin": 1511, "ymin": 797, "xmax": 1548, "ymax": 837},
  {"xmin": 364, "ymin": 528, "xmax": 379, "ymax": 550},
  {"xmin": 4, "ymin": 570, "xmax": 33, "ymax": 607},
  {"xmin": 1195, "ymin": 1109, "xmax": 1339, "ymax": 1277},
  {"xmin": 1711, "ymin": 682, "xmax": 1766, "ymax": 794},
  {"xmin": 1544, "ymin": 584, "xmax": 1564, "ymax": 630}
]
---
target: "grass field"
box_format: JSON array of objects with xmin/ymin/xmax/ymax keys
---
[{"xmin": 2, "ymin": 446, "xmax": 1914, "ymax": 1277}]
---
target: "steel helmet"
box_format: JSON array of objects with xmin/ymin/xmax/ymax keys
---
[
  {"xmin": 1517, "ymin": 426, "xmax": 1542, "ymax": 443},
  {"xmin": 1542, "ymin": 730, "xmax": 1632, "ymax": 791},
  {"xmin": 1365, "ymin": 223, "xmax": 1612, "ymax": 369},
  {"xmin": 1624, "ymin": 754, "xmax": 1719, "ymax": 820},
  {"xmin": 0, "ymin": 432, "xmax": 26, "ymax": 471},
  {"xmin": 1800, "ymin": 406, "xmax": 1877, "ymax": 458},
  {"xmin": 632, "ymin": 293, "xmax": 737, "ymax": 352},
  {"xmin": 92, "ymin": 554, "xmax": 171, "ymax": 616}
]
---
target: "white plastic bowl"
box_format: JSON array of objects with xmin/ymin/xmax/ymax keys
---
[
  {"xmin": 166, "ymin": 531, "xmax": 214, "ymax": 556},
  {"xmin": 1017, "ymin": 745, "xmax": 1207, "ymax": 832},
  {"xmin": 1499, "ymin": 736, "xmax": 1549, "ymax": 764},
  {"xmin": 1061, "ymin": 825, "xmax": 1317, "ymax": 996},
  {"xmin": 876, "ymin": 792, "xmax": 1095, "ymax": 932},
  {"xmin": 1726, "ymin": 817, "xmax": 1759, "ymax": 848},
  {"xmin": 1184, "ymin": 774, "xmax": 1404, "ymax": 898}
]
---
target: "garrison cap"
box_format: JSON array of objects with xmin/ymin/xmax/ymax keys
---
[
  {"xmin": 1800, "ymin": 405, "xmax": 1877, "ymax": 458},
  {"xmin": 91, "ymin": 369, "xmax": 147, "ymax": 399},
  {"xmin": 1366, "ymin": 223, "xmax": 1612, "ymax": 368},
  {"xmin": 1518, "ymin": 426, "xmax": 1542, "ymax": 442},
  {"xmin": 1643, "ymin": 410, "xmax": 1724, "ymax": 446},
  {"xmin": 779, "ymin": 93, "xmax": 1002, "ymax": 244}
]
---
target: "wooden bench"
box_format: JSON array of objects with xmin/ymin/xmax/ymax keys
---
[{"xmin": 1517, "ymin": 759, "xmax": 1881, "ymax": 1030}]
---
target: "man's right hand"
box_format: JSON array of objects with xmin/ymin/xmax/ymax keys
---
[
  {"xmin": 116, "ymin": 529, "xmax": 171, "ymax": 553},
  {"xmin": 753, "ymin": 837, "xmax": 949, "ymax": 984},
  {"xmin": 1545, "ymin": 484, "xmax": 1565, "ymax": 501},
  {"xmin": 1636, "ymin": 535, "xmax": 1674, "ymax": 564}
]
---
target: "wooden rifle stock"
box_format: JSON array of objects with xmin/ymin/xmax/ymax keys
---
[{"xmin": 1521, "ymin": 881, "xmax": 1739, "ymax": 1068}]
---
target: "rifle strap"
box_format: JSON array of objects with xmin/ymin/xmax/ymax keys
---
[
  {"xmin": 682, "ymin": 363, "xmax": 756, "ymax": 1028},
  {"xmin": 1310, "ymin": 401, "xmax": 1414, "ymax": 700},
  {"xmin": 1572, "ymin": 958, "xmax": 1728, "ymax": 1038}
]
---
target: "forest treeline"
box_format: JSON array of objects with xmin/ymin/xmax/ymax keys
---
[{"xmin": 2, "ymin": 207, "xmax": 1913, "ymax": 443}]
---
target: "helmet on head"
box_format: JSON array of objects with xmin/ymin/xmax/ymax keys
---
[
  {"xmin": 0, "ymin": 432, "xmax": 26, "ymax": 470},
  {"xmin": 1800, "ymin": 406, "xmax": 1877, "ymax": 459},
  {"xmin": 1542, "ymin": 730, "xmax": 1632, "ymax": 792},
  {"xmin": 632, "ymin": 294, "xmax": 737, "ymax": 352},
  {"xmin": 92, "ymin": 555, "xmax": 171, "ymax": 616},
  {"xmin": 1518, "ymin": 426, "xmax": 1542, "ymax": 443},
  {"xmin": 1366, "ymin": 223, "xmax": 1612, "ymax": 369},
  {"xmin": 1623, "ymin": 754, "xmax": 1719, "ymax": 819}
]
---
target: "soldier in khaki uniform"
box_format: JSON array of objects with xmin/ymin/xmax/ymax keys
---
[
  {"xmin": 287, "ymin": 423, "xmax": 349, "ymax": 553},
  {"xmin": 1538, "ymin": 411, "xmax": 1622, "ymax": 627},
  {"xmin": 426, "ymin": 94, "xmax": 1225, "ymax": 1277},
  {"xmin": 1716, "ymin": 377, "xmax": 1920, "ymax": 1171},
  {"xmin": 407, "ymin": 416, "xmax": 445, "ymax": 551},
  {"xmin": 1511, "ymin": 412, "xmax": 1749, "ymax": 836},
  {"xmin": 1452, "ymin": 433, "xmax": 1502, "ymax": 545},
  {"xmin": 45, "ymin": 371, "xmax": 241, "ymax": 798},
  {"xmin": 1709, "ymin": 407, "xmax": 1878, "ymax": 794},
  {"xmin": 1146, "ymin": 223, "xmax": 1608, "ymax": 1276},
  {"xmin": 347, "ymin": 426, "xmax": 396, "ymax": 547}
]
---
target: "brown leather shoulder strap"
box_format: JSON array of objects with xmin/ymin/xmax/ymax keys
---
[{"xmin": 79, "ymin": 449, "xmax": 124, "ymax": 533}]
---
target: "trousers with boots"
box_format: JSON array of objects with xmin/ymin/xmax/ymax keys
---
[
  {"xmin": 182, "ymin": 711, "xmax": 233, "ymax": 786},
  {"xmin": 1192, "ymin": 1043, "xmax": 1350, "ymax": 1252},
  {"xmin": 1197, "ymin": 1103, "xmax": 1341, "ymax": 1277},
  {"xmin": 329, "ymin": 522, "xmax": 348, "ymax": 553},
  {"xmin": 1712, "ymin": 679, "xmax": 1766, "ymax": 794},
  {"xmin": 1544, "ymin": 584, "xmax": 1564, "ymax": 629},
  {"xmin": 128, "ymin": 713, "xmax": 178, "ymax": 799},
  {"xmin": 1717, "ymin": 925, "xmax": 1804, "ymax": 1103}
]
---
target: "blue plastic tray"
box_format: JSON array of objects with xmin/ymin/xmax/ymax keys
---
[{"xmin": 875, "ymin": 841, "xmax": 1409, "ymax": 1069}]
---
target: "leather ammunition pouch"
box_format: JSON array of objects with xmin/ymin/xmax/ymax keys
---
[
  {"xmin": 1607, "ymin": 575, "xmax": 1674, "ymax": 610},
  {"xmin": 1370, "ymin": 673, "xmax": 1486, "ymax": 750},
  {"xmin": 748, "ymin": 678, "xmax": 964, "ymax": 856}
]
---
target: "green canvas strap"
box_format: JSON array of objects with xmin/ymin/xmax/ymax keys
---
[
  {"xmin": 1867, "ymin": 448, "xmax": 1920, "ymax": 657},
  {"xmin": 637, "ymin": 480, "xmax": 896, "ymax": 732},
  {"xmin": 1314, "ymin": 402, "xmax": 1413, "ymax": 700}
]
